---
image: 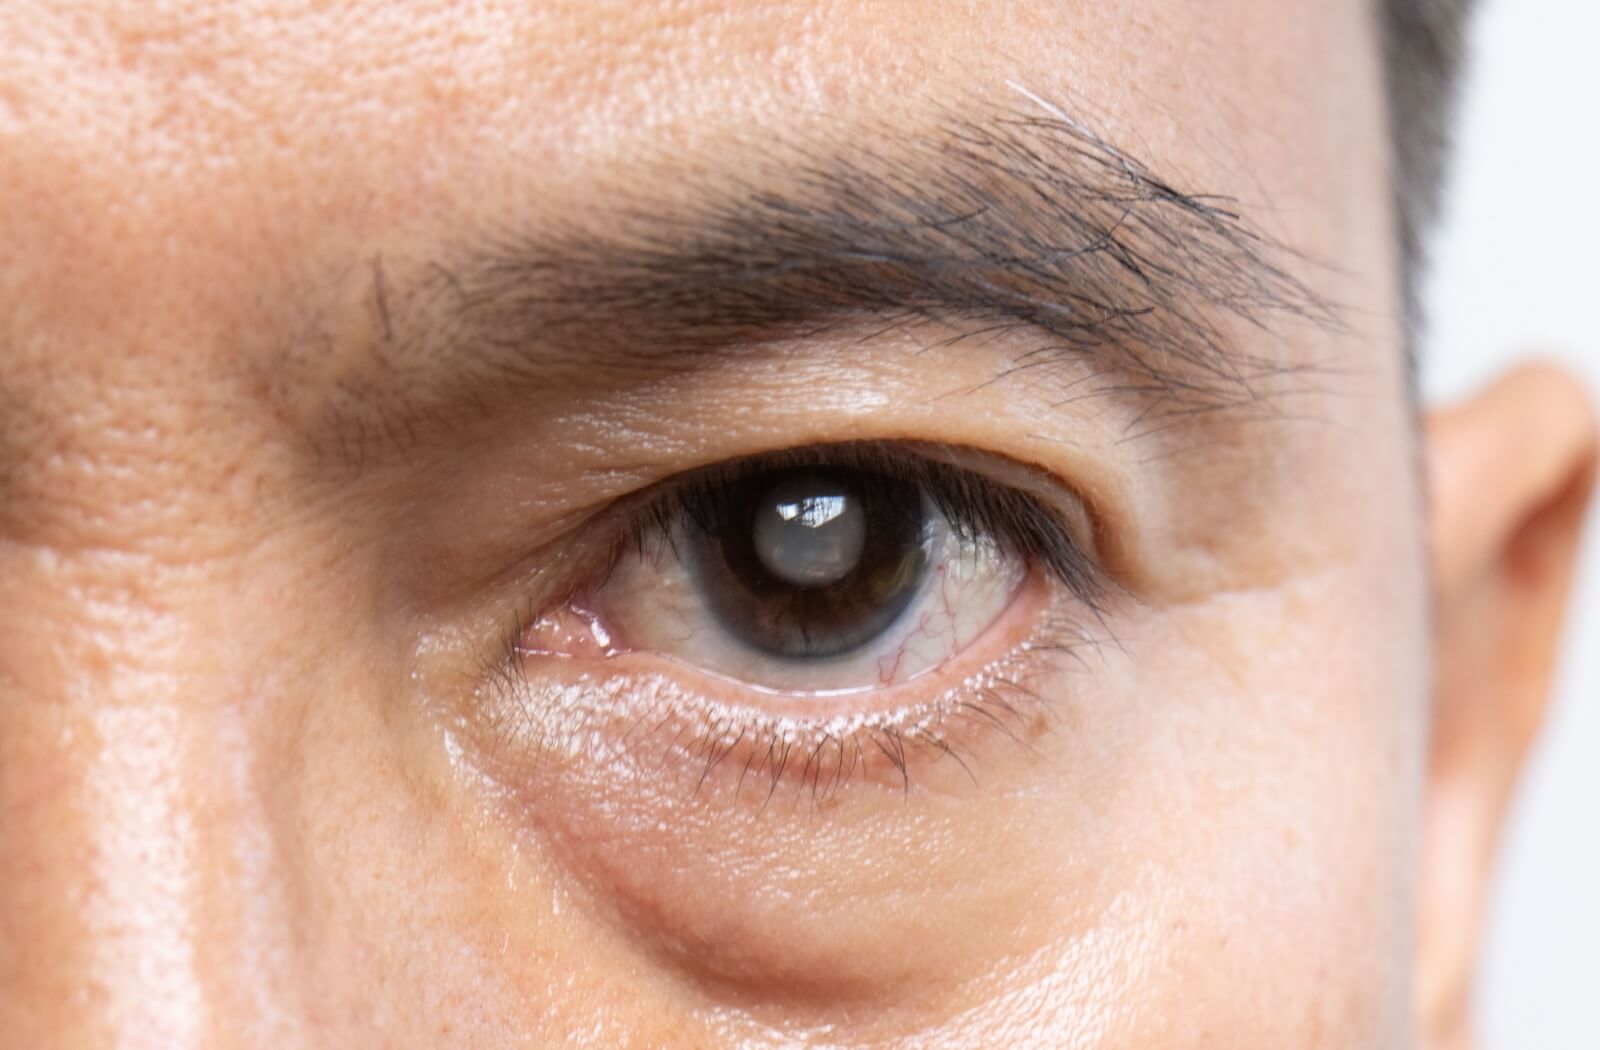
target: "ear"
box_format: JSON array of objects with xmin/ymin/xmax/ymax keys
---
[{"xmin": 1417, "ymin": 364, "xmax": 1597, "ymax": 1049}]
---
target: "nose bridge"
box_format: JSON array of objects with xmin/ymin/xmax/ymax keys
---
[{"xmin": 0, "ymin": 548, "xmax": 270, "ymax": 1049}]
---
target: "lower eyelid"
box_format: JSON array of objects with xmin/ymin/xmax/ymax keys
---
[
  {"xmin": 480, "ymin": 573, "xmax": 1087, "ymax": 800},
  {"xmin": 524, "ymin": 567, "xmax": 1050, "ymax": 711}
]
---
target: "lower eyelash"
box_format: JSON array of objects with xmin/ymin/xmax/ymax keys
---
[{"xmin": 473, "ymin": 603, "xmax": 1102, "ymax": 805}]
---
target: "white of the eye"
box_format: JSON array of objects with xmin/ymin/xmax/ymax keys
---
[{"xmin": 753, "ymin": 478, "xmax": 866, "ymax": 587}]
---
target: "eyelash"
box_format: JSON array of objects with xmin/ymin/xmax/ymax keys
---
[
  {"xmin": 479, "ymin": 442, "xmax": 1111, "ymax": 801},
  {"xmin": 613, "ymin": 441, "xmax": 1107, "ymax": 611}
]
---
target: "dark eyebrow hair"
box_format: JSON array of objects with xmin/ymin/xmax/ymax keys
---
[{"xmin": 324, "ymin": 92, "xmax": 1334, "ymax": 464}]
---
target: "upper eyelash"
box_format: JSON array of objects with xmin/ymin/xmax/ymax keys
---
[{"xmin": 623, "ymin": 440, "xmax": 1108, "ymax": 609}]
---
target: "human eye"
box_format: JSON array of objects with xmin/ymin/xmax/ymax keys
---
[{"xmin": 491, "ymin": 442, "xmax": 1109, "ymax": 800}]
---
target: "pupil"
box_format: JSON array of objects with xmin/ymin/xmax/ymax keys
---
[
  {"xmin": 688, "ymin": 465, "xmax": 933, "ymax": 660},
  {"xmin": 751, "ymin": 477, "xmax": 866, "ymax": 587}
]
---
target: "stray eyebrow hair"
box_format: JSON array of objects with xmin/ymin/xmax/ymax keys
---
[{"xmin": 329, "ymin": 91, "xmax": 1334, "ymax": 463}]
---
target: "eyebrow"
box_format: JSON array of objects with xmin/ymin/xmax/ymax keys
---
[{"xmin": 322, "ymin": 91, "xmax": 1334, "ymax": 465}]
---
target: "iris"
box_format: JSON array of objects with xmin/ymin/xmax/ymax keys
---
[{"xmin": 686, "ymin": 467, "xmax": 936, "ymax": 660}]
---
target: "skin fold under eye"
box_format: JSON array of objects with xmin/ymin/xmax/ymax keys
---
[{"xmin": 490, "ymin": 443, "xmax": 1108, "ymax": 798}]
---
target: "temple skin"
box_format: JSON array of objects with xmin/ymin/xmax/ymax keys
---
[{"xmin": 0, "ymin": 2, "xmax": 1594, "ymax": 1048}]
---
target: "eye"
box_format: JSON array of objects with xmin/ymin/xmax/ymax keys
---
[{"xmin": 518, "ymin": 444, "xmax": 1102, "ymax": 697}]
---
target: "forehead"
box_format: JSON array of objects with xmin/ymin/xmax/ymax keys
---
[
  {"xmin": 0, "ymin": 0, "xmax": 1390, "ymax": 421},
  {"xmin": 4, "ymin": 3, "xmax": 1371, "ymax": 132},
  {"xmin": 1, "ymin": 1, "xmax": 1379, "ymax": 220}
]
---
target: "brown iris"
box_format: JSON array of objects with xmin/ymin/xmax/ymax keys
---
[{"xmin": 685, "ymin": 466, "xmax": 934, "ymax": 660}]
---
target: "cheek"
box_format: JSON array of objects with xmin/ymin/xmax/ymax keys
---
[
  {"xmin": 1061, "ymin": 573, "xmax": 1427, "ymax": 1045},
  {"xmin": 251, "ymin": 653, "xmax": 706, "ymax": 1049}
]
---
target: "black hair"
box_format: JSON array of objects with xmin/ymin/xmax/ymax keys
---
[{"xmin": 1382, "ymin": 0, "xmax": 1478, "ymax": 330}]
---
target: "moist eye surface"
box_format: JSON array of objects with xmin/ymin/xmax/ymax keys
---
[
  {"xmin": 517, "ymin": 442, "xmax": 1091, "ymax": 697},
  {"xmin": 686, "ymin": 466, "xmax": 936, "ymax": 660}
]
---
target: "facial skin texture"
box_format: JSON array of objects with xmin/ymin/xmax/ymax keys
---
[{"xmin": 0, "ymin": 2, "xmax": 1594, "ymax": 1049}]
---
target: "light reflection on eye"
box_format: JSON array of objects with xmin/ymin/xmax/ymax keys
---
[{"xmin": 776, "ymin": 492, "xmax": 844, "ymax": 524}]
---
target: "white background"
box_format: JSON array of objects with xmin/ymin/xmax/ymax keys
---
[{"xmin": 1420, "ymin": 0, "xmax": 1600, "ymax": 1046}]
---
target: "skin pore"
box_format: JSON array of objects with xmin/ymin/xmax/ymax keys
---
[{"xmin": 0, "ymin": 2, "xmax": 1593, "ymax": 1049}]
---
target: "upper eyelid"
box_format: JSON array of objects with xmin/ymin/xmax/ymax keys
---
[
  {"xmin": 597, "ymin": 441, "xmax": 1112, "ymax": 607},
  {"xmin": 632, "ymin": 441, "xmax": 1089, "ymax": 527},
  {"xmin": 422, "ymin": 438, "xmax": 1118, "ymax": 627}
]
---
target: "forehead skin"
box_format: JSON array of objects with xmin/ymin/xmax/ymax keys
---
[
  {"xmin": 0, "ymin": 2, "xmax": 1423, "ymax": 1049},
  {"xmin": 4, "ymin": 0, "xmax": 1379, "ymax": 423}
]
